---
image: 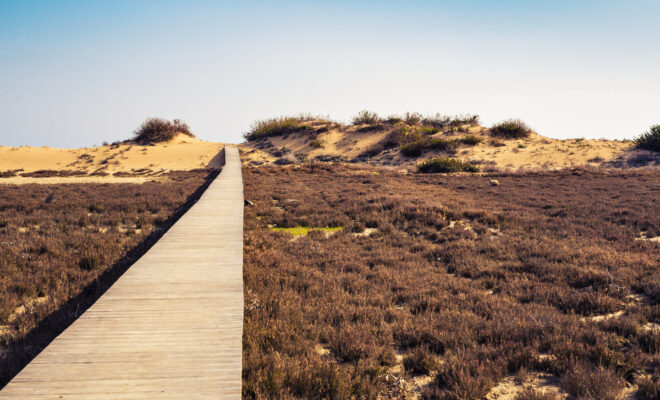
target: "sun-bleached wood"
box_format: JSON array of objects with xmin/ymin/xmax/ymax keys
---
[{"xmin": 0, "ymin": 147, "xmax": 244, "ymax": 399}]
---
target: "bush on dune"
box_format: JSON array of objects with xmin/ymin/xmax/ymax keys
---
[
  {"xmin": 352, "ymin": 110, "xmax": 381, "ymax": 125},
  {"xmin": 490, "ymin": 119, "xmax": 532, "ymax": 139},
  {"xmin": 133, "ymin": 117, "xmax": 193, "ymax": 144},
  {"xmin": 244, "ymin": 115, "xmax": 316, "ymax": 141},
  {"xmin": 634, "ymin": 124, "xmax": 660, "ymax": 152},
  {"xmin": 417, "ymin": 157, "xmax": 479, "ymax": 173}
]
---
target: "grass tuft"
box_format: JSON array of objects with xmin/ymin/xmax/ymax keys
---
[{"xmin": 461, "ymin": 135, "xmax": 483, "ymax": 145}]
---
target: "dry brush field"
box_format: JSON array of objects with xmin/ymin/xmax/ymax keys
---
[
  {"xmin": 0, "ymin": 170, "xmax": 217, "ymax": 386},
  {"xmin": 243, "ymin": 164, "xmax": 660, "ymax": 399}
]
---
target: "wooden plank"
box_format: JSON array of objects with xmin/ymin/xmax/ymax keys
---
[{"xmin": 0, "ymin": 147, "xmax": 244, "ymax": 399}]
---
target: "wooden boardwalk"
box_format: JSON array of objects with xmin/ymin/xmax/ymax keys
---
[{"xmin": 0, "ymin": 147, "xmax": 244, "ymax": 399}]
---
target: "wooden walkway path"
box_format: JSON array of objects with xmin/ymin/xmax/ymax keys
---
[{"xmin": 0, "ymin": 147, "xmax": 244, "ymax": 399}]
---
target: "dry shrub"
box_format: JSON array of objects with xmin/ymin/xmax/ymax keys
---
[
  {"xmin": 403, "ymin": 347, "xmax": 439, "ymax": 374},
  {"xmin": 560, "ymin": 363, "xmax": 624, "ymax": 400},
  {"xmin": 515, "ymin": 387, "xmax": 559, "ymax": 400},
  {"xmin": 133, "ymin": 117, "xmax": 192, "ymax": 144},
  {"xmin": 425, "ymin": 352, "xmax": 502, "ymax": 399},
  {"xmin": 352, "ymin": 110, "xmax": 381, "ymax": 125},
  {"xmin": 242, "ymin": 165, "xmax": 660, "ymax": 399},
  {"xmin": 637, "ymin": 374, "xmax": 660, "ymax": 400}
]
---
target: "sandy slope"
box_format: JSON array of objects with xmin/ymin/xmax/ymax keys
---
[
  {"xmin": 240, "ymin": 123, "xmax": 659, "ymax": 171},
  {"xmin": 0, "ymin": 134, "xmax": 225, "ymax": 184}
]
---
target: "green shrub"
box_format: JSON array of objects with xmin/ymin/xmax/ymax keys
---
[
  {"xmin": 244, "ymin": 116, "xmax": 314, "ymax": 141},
  {"xmin": 417, "ymin": 158, "xmax": 479, "ymax": 173},
  {"xmin": 352, "ymin": 110, "xmax": 381, "ymax": 125},
  {"xmin": 421, "ymin": 127, "xmax": 440, "ymax": 135},
  {"xmin": 461, "ymin": 135, "xmax": 483, "ymax": 145},
  {"xmin": 634, "ymin": 125, "xmax": 660, "ymax": 152},
  {"xmin": 310, "ymin": 139, "xmax": 324, "ymax": 149},
  {"xmin": 397, "ymin": 125, "xmax": 430, "ymax": 157},
  {"xmin": 491, "ymin": 119, "xmax": 532, "ymax": 138},
  {"xmin": 401, "ymin": 141, "xmax": 426, "ymax": 157},
  {"xmin": 429, "ymin": 138, "xmax": 460, "ymax": 151},
  {"xmin": 133, "ymin": 118, "xmax": 193, "ymax": 144}
]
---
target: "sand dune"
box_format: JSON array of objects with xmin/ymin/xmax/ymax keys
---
[
  {"xmin": 240, "ymin": 122, "xmax": 659, "ymax": 171},
  {"xmin": 0, "ymin": 134, "xmax": 225, "ymax": 184}
]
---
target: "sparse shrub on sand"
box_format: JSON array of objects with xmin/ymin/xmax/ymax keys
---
[
  {"xmin": 384, "ymin": 114, "xmax": 403, "ymax": 124},
  {"xmin": 401, "ymin": 141, "xmax": 427, "ymax": 157},
  {"xmin": 133, "ymin": 117, "xmax": 193, "ymax": 144},
  {"xmin": 417, "ymin": 157, "xmax": 479, "ymax": 173},
  {"xmin": 422, "ymin": 114, "xmax": 480, "ymax": 129},
  {"xmin": 514, "ymin": 387, "xmax": 560, "ymax": 400},
  {"xmin": 560, "ymin": 363, "xmax": 624, "ymax": 400},
  {"xmin": 403, "ymin": 348, "xmax": 438, "ymax": 374},
  {"xmin": 634, "ymin": 124, "xmax": 660, "ymax": 152},
  {"xmin": 491, "ymin": 119, "xmax": 532, "ymax": 139},
  {"xmin": 421, "ymin": 127, "xmax": 440, "ymax": 135},
  {"xmin": 461, "ymin": 135, "xmax": 483, "ymax": 145},
  {"xmin": 404, "ymin": 112, "xmax": 423, "ymax": 126},
  {"xmin": 429, "ymin": 138, "xmax": 461, "ymax": 151},
  {"xmin": 310, "ymin": 139, "xmax": 324, "ymax": 149},
  {"xmin": 352, "ymin": 110, "xmax": 381, "ymax": 125},
  {"xmin": 423, "ymin": 114, "xmax": 452, "ymax": 129},
  {"xmin": 244, "ymin": 115, "xmax": 316, "ymax": 141}
]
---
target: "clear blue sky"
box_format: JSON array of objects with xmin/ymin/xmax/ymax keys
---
[{"xmin": 1, "ymin": 0, "xmax": 658, "ymax": 147}]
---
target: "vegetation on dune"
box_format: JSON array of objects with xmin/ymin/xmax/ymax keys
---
[
  {"xmin": 132, "ymin": 117, "xmax": 193, "ymax": 144},
  {"xmin": 352, "ymin": 110, "xmax": 381, "ymax": 125},
  {"xmin": 244, "ymin": 115, "xmax": 317, "ymax": 141},
  {"xmin": 0, "ymin": 170, "xmax": 216, "ymax": 386},
  {"xmin": 417, "ymin": 157, "xmax": 479, "ymax": 173},
  {"xmin": 423, "ymin": 113, "xmax": 480, "ymax": 129},
  {"xmin": 490, "ymin": 119, "xmax": 533, "ymax": 139},
  {"xmin": 634, "ymin": 124, "xmax": 660, "ymax": 152},
  {"xmin": 243, "ymin": 164, "xmax": 660, "ymax": 399}
]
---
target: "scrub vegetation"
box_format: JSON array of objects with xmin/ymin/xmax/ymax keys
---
[
  {"xmin": 132, "ymin": 117, "xmax": 194, "ymax": 144},
  {"xmin": 635, "ymin": 124, "xmax": 660, "ymax": 152},
  {"xmin": 242, "ymin": 163, "xmax": 660, "ymax": 399},
  {"xmin": 0, "ymin": 170, "xmax": 217, "ymax": 386}
]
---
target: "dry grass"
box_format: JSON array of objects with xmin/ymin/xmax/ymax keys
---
[
  {"xmin": 243, "ymin": 163, "xmax": 660, "ymax": 399},
  {"xmin": 0, "ymin": 170, "xmax": 217, "ymax": 386}
]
